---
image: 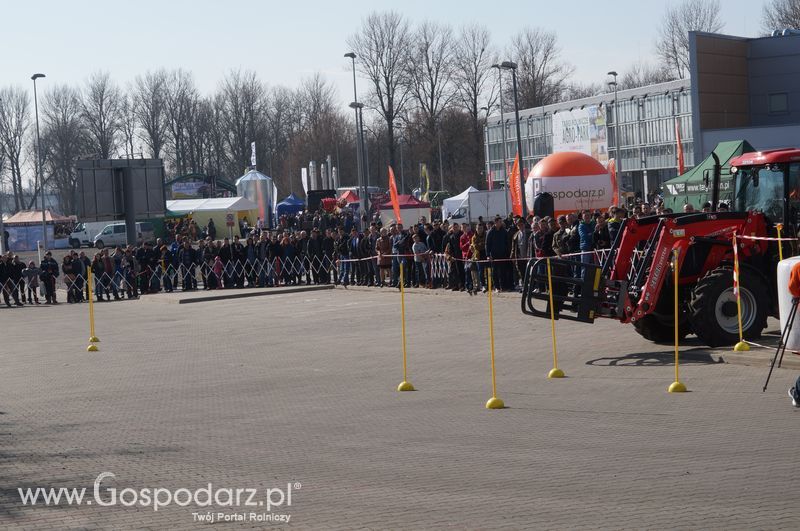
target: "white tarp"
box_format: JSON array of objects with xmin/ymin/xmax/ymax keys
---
[
  {"xmin": 441, "ymin": 186, "xmax": 478, "ymax": 220},
  {"xmin": 166, "ymin": 197, "xmax": 259, "ymax": 214}
]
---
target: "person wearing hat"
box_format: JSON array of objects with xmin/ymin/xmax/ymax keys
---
[{"xmin": 40, "ymin": 251, "xmax": 59, "ymax": 304}]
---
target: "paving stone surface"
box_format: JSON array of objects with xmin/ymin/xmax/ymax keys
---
[{"xmin": 0, "ymin": 288, "xmax": 797, "ymax": 529}]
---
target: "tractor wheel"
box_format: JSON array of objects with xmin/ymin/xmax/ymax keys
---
[
  {"xmin": 689, "ymin": 268, "xmax": 769, "ymax": 347},
  {"xmin": 633, "ymin": 314, "xmax": 690, "ymax": 344}
]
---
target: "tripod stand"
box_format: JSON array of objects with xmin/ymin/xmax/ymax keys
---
[{"xmin": 763, "ymin": 297, "xmax": 799, "ymax": 392}]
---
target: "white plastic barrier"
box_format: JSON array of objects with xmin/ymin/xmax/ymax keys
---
[{"xmin": 777, "ymin": 256, "xmax": 800, "ymax": 351}]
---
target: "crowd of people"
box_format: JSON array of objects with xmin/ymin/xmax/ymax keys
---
[{"xmin": 0, "ymin": 198, "xmax": 712, "ymax": 308}]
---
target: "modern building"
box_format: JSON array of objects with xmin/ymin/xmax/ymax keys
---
[{"xmin": 485, "ymin": 30, "xmax": 800, "ymax": 202}]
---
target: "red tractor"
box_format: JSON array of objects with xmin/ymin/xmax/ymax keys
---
[{"xmin": 522, "ymin": 148, "xmax": 800, "ymax": 347}]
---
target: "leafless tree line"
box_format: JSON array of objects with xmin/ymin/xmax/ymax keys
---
[{"xmin": 0, "ymin": 0, "xmax": 741, "ymax": 216}]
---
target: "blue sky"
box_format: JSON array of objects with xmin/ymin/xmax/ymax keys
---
[{"xmin": 1, "ymin": 0, "xmax": 763, "ymax": 103}]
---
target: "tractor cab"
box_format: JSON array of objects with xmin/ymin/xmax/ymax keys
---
[{"xmin": 730, "ymin": 148, "xmax": 800, "ymax": 236}]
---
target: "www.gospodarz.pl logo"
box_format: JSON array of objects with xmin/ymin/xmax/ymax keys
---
[{"xmin": 18, "ymin": 472, "xmax": 299, "ymax": 518}]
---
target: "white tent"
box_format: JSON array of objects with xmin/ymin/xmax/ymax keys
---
[
  {"xmin": 441, "ymin": 186, "xmax": 478, "ymax": 220},
  {"xmin": 167, "ymin": 197, "xmax": 259, "ymax": 238}
]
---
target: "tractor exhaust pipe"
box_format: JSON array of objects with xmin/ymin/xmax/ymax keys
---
[{"xmin": 711, "ymin": 151, "xmax": 721, "ymax": 210}]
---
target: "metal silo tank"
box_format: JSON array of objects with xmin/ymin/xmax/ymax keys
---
[{"xmin": 235, "ymin": 170, "xmax": 274, "ymax": 228}]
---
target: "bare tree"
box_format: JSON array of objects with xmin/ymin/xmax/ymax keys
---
[
  {"xmin": 81, "ymin": 71, "xmax": 121, "ymax": 158},
  {"xmin": 561, "ymin": 82, "xmax": 604, "ymax": 101},
  {"xmin": 452, "ymin": 24, "xmax": 496, "ymax": 182},
  {"xmin": 509, "ymin": 27, "xmax": 574, "ymax": 108},
  {"xmin": 762, "ymin": 0, "xmax": 800, "ymax": 32},
  {"xmin": 407, "ymin": 22, "xmax": 456, "ymax": 123},
  {"xmin": 619, "ymin": 61, "xmax": 676, "ymax": 90},
  {"xmin": 41, "ymin": 85, "xmax": 89, "ymax": 215},
  {"xmin": 133, "ymin": 70, "xmax": 169, "ymax": 159},
  {"xmin": 164, "ymin": 69, "xmax": 198, "ymax": 175},
  {"xmin": 118, "ymin": 92, "xmax": 138, "ymax": 158},
  {"xmin": 656, "ymin": 0, "xmax": 724, "ymax": 79},
  {"xmin": 0, "ymin": 87, "xmax": 31, "ymax": 211},
  {"xmin": 347, "ymin": 11, "xmax": 413, "ymax": 171},
  {"xmin": 217, "ymin": 69, "xmax": 268, "ymax": 178}
]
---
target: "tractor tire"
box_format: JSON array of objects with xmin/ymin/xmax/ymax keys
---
[
  {"xmin": 633, "ymin": 314, "xmax": 690, "ymax": 344},
  {"xmin": 689, "ymin": 268, "xmax": 769, "ymax": 347}
]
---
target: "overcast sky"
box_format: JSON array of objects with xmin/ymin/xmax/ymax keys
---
[{"xmin": 2, "ymin": 0, "xmax": 763, "ymax": 104}]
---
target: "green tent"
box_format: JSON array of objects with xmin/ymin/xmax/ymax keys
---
[{"xmin": 663, "ymin": 140, "xmax": 755, "ymax": 211}]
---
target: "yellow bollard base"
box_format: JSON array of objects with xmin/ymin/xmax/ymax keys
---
[
  {"xmin": 397, "ymin": 381, "xmax": 415, "ymax": 392},
  {"xmin": 89, "ymin": 336, "xmax": 100, "ymax": 343},
  {"xmin": 87, "ymin": 344, "xmax": 99, "ymax": 352},
  {"xmin": 548, "ymin": 368, "xmax": 566, "ymax": 379},
  {"xmin": 733, "ymin": 341, "xmax": 750, "ymax": 352},
  {"xmin": 485, "ymin": 396, "xmax": 505, "ymax": 409},
  {"xmin": 668, "ymin": 381, "xmax": 687, "ymax": 393}
]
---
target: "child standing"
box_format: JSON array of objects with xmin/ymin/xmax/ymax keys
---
[{"xmin": 22, "ymin": 261, "xmax": 41, "ymax": 304}]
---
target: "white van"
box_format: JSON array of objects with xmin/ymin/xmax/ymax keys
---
[
  {"xmin": 93, "ymin": 222, "xmax": 155, "ymax": 249},
  {"xmin": 69, "ymin": 221, "xmax": 111, "ymax": 248}
]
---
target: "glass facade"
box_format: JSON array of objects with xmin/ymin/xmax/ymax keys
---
[{"xmin": 484, "ymin": 79, "xmax": 693, "ymax": 200}]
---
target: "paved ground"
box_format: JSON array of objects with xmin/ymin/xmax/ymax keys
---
[{"xmin": 0, "ymin": 287, "xmax": 798, "ymax": 529}]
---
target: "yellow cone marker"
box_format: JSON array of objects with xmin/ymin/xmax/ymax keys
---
[
  {"xmin": 669, "ymin": 249, "xmax": 687, "ymax": 392},
  {"xmin": 545, "ymin": 258, "xmax": 565, "ymax": 378},
  {"xmin": 87, "ymin": 266, "xmax": 100, "ymax": 352},
  {"xmin": 484, "ymin": 267, "xmax": 505, "ymax": 409},
  {"xmin": 397, "ymin": 262, "xmax": 414, "ymax": 392}
]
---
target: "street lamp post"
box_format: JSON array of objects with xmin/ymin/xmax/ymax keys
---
[
  {"xmin": 394, "ymin": 122, "xmax": 405, "ymax": 194},
  {"xmin": 345, "ymin": 52, "xmax": 368, "ymax": 220},
  {"xmin": 436, "ymin": 119, "xmax": 444, "ymax": 192},
  {"xmin": 500, "ymin": 61, "xmax": 526, "ymax": 218},
  {"xmin": 31, "ymin": 73, "xmax": 46, "ymax": 252},
  {"xmin": 607, "ymin": 70, "xmax": 621, "ymax": 203},
  {"xmin": 491, "ymin": 64, "xmax": 510, "ymax": 215}
]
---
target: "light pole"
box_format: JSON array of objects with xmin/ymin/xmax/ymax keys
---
[
  {"xmin": 500, "ymin": 61, "xmax": 526, "ymax": 218},
  {"xmin": 345, "ymin": 52, "xmax": 367, "ymax": 220},
  {"xmin": 394, "ymin": 122, "xmax": 405, "ymax": 194},
  {"xmin": 492, "ymin": 63, "xmax": 511, "ymax": 216},
  {"xmin": 607, "ymin": 70, "xmax": 621, "ymax": 198},
  {"xmin": 31, "ymin": 73, "xmax": 46, "ymax": 251},
  {"xmin": 436, "ymin": 119, "xmax": 444, "ymax": 192}
]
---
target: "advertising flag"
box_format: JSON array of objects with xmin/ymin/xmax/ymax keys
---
[
  {"xmin": 675, "ymin": 118, "xmax": 685, "ymax": 175},
  {"xmin": 508, "ymin": 153, "xmax": 523, "ymax": 216},
  {"xmin": 250, "ymin": 142, "xmax": 257, "ymax": 167},
  {"xmin": 301, "ymin": 168, "xmax": 309, "ymax": 194},
  {"xmin": 420, "ymin": 163, "xmax": 430, "ymax": 201},
  {"xmin": 388, "ymin": 166, "xmax": 403, "ymax": 224},
  {"xmin": 608, "ymin": 158, "xmax": 619, "ymax": 206},
  {"xmin": 487, "ymin": 169, "xmax": 493, "ymax": 191}
]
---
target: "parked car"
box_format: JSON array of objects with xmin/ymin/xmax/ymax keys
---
[
  {"xmin": 68, "ymin": 221, "xmax": 111, "ymax": 248},
  {"xmin": 93, "ymin": 222, "xmax": 155, "ymax": 248}
]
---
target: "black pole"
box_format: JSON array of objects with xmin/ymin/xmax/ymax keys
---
[{"xmin": 510, "ymin": 68, "xmax": 527, "ymax": 218}]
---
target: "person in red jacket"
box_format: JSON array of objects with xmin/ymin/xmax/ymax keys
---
[{"xmin": 460, "ymin": 224, "xmax": 475, "ymax": 293}]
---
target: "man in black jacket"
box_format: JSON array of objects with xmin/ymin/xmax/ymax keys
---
[
  {"xmin": 321, "ymin": 229, "xmax": 335, "ymax": 284},
  {"xmin": 39, "ymin": 251, "xmax": 59, "ymax": 304},
  {"xmin": 486, "ymin": 216, "xmax": 512, "ymax": 291},
  {"xmin": 218, "ymin": 238, "xmax": 233, "ymax": 288},
  {"xmin": 307, "ymin": 229, "xmax": 324, "ymax": 285},
  {"xmin": 178, "ymin": 241, "xmax": 197, "ymax": 291},
  {"xmin": 1, "ymin": 254, "xmax": 22, "ymax": 307},
  {"xmin": 231, "ymin": 235, "xmax": 246, "ymax": 288},
  {"xmin": 444, "ymin": 224, "xmax": 464, "ymax": 291}
]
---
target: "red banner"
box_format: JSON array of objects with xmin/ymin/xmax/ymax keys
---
[
  {"xmin": 508, "ymin": 153, "xmax": 522, "ymax": 216},
  {"xmin": 388, "ymin": 166, "xmax": 402, "ymax": 224},
  {"xmin": 675, "ymin": 118, "xmax": 685, "ymax": 175},
  {"xmin": 487, "ymin": 169, "xmax": 493, "ymax": 191}
]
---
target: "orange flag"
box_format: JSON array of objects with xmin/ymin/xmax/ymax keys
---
[
  {"xmin": 508, "ymin": 153, "xmax": 522, "ymax": 216},
  {"xmin": 675, "ymin": 118, "xmax": 685, "ymax": 175},
  {"xmin": 608, "ymin": 158, "xmax": 619, "ymax": 206},
  {"xmin": 388, "ymin": 166, "xmax": 402, "ymax": 224}
]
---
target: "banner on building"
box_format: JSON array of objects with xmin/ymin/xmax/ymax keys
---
[{"xmin": 551, "ymin": 105, "xmax": 608, "ymax": 164}]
